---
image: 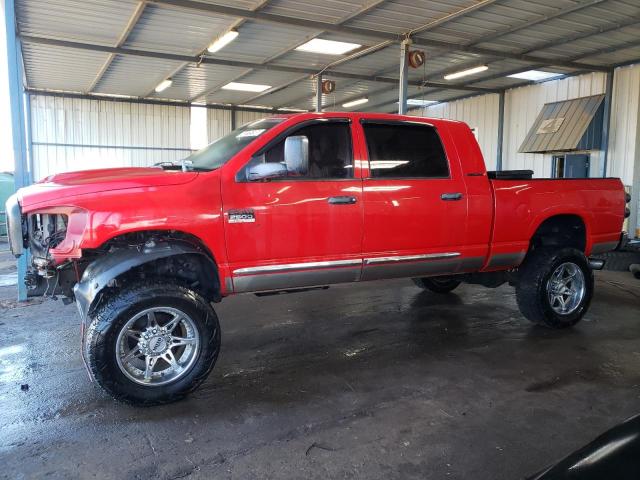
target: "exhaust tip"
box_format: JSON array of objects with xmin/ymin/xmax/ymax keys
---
[{"xmin": 589, "ymin": 258, "xmax": 605, "ymax": 270}]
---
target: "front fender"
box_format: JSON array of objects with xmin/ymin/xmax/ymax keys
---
[{"xmin": 73, "ymin": 241, "xmax": 217, "ymax": 323}]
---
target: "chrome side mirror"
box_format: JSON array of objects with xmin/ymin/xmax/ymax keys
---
[{"xmin": 247, "ymin": 162, "xmax": 288, "ymax": 181}]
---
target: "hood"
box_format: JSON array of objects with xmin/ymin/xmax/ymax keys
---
[{"xmin": 19, "ymin": 167, "xmax": 199, "ymax": 209}]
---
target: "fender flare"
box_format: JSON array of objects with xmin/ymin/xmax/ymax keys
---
[{"xmin": 73, "ymin": 240, "xmax": 218, "ymax": 322}]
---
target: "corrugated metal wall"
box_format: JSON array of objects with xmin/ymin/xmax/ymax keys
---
[
  {"xmin": 206, "ymin": 109, "xmax": 272, "ymax": 143},
  {"xmin": 608, "ymin": 64, "xmax": 640, "ymax": 237},
  {"xmin": 206, "ymin": 108, "xmax": 232, "ymax": 143},
  {"xmin": 408, "ymin": 94, "xmax": 500, "ymax": 170},
  {"xmin": 503, "ymin": 73, "xmax": 607, "ymax": 178},
  {"xmin": 30, "ymin": 95, "xmax": 191, "ymax": 180}
]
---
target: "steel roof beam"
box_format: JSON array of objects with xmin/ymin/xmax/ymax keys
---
[
  {"xmin": 19, "ymin": 35, "xmax": 501, "ymax": 93},
  {"xmin": 87, "ymin": 0, "xmax": 148, "ymax": 92},
  {"xmin": 149, "ymin": 0, "xmax": 608, "ymax": 72}
]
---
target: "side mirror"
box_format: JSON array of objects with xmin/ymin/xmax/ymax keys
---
[
  {"xmin": 247, "ymin": 162, "xmax": 288, "ymax": 181},
  {"xmin": 284, "ymin": 135, "xmax": 309, "ymax": 175}
]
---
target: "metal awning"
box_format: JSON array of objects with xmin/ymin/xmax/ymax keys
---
[{"xmin": 519, "ymin": 94, "xmax": 605, "ymax": 154}]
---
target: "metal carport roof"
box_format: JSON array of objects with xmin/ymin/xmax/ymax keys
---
[{"xmin": 13, "ymin": 0, "xmax": 640, "ymax": 112}]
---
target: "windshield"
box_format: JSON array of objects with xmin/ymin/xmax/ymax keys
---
[{"xmin": 183, "ymin": 118, "xmax": 285, "ymax": 171}]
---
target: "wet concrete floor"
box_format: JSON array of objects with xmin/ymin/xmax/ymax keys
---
[{"xmin": 1, "ymin": 250, "xmax": 639, "ymax": 479}]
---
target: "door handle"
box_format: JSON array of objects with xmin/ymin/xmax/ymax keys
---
[
  {"xmin": 328, "ymin": 196, "xmax": 357, "ymax": 205},
  {"xmin": 441, "ymin": 192, "xmax": 463, "ymax": 201}
]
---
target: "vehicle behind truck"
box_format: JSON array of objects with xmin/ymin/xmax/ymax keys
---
[{"xmin": 5, "ymin": 112, "xmax": 630, "ymax": 405}]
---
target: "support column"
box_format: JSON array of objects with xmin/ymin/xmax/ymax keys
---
[
  {"xmin": 230, "ymin": 106, "xmax": 236, "ymax": 131},
  {"xmin": 4, "ymin": 0, "xmax": 31, "ymax": 301},
  {"xmin": 398, "ymin": 39, "xmax": 411, "ymax": 115},
  {"xmin": 315, "ymin": 74, "xmax": 322, "ymax": 113},
  {"xmin": 496, "ymin": 90, "xmax": 505, "ymax": 171},
  {"xmin": 601, "ymin": 69, "xmax": 614, "ymax": 177}
]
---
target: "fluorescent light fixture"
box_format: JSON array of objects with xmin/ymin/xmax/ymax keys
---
[
  {"xmin": 222, "ymin": 82, "xmax": 271, "ymax": 92},
  {"xmin": 154, "ymin": 78, "xmax": 172, "ymax": 92},
  {"xmin": 207, "ymin": 30, "xmax": 239, "ymax": 53},
  {"xmin": 508, "ymin": 70, "xmax": 563, "ymax": 81},
  {"xmin": 342, "ymin": 97, "xmax": 368, "ymax": 108},
  {"xmin": 406, "ymin": 99, "xmax": 437, "ymax": 106},
  {"xmin": 237, "ymin": 104, "xmax": 271, "ymax": 109},
  {"xmin": 278, "ymin": 107, "xmax": 308, "ymax": 112},
  {"xmin": 444, "ymin": 65, "xmax": 488, "ymax": 81},
  {"xmin": 295, "ymin": 38, "xmax": 361, "ymax": 55}
]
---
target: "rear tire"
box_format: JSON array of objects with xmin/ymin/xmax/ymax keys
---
[
  {"xmin": 85, "ymin": 280, "xmax": 221, "ymax": 406},
  {"xmin": 412, "ymin": 276, "xmax": 461, "ymax": 293},
  {"xmin": 515, "ymin": 247, "xmax": 593, "ymax": 328}
]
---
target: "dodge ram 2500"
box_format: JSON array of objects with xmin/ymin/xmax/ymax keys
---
[{"xmin": 6, "ymin": 112, "xmax": 630, "ymax": 405}]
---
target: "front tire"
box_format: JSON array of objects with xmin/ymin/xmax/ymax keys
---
[
  {"xmin": 412, "ymin": 276, "xmax": 461, "ymax": 293},
  {"xmin": 515, "ymin": 247, "xmax": 593, "ymax": 328},
  {"xmin": 85, "ymin": 281, "xmax": 221, "ymax": 405}
]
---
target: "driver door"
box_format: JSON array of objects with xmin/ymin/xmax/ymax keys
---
[{"xmin": 222, "ymin": 119, "xmax": 364, "ymax": 293}]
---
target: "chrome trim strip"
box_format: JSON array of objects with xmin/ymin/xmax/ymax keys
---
[
  {"xmin": 364, "ymin": 252, "xmax": 460, "ymax": 265},
  {"xmin": 233, "ymin": 259, "xmax": 363, "ymax": 276}
]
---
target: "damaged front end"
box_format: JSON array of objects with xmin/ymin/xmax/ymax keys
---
[{"xmin": 5, "ymin": 194, "xmax": 88, "ymax": 302}]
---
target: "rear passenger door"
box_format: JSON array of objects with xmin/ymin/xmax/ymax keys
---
[{"xmin": 358, "ymin": 120, "xmax": 474, "ymax": 281}]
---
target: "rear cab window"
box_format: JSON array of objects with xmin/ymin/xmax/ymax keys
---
[{"xmin": 362, "ymin": 122, "xmax": 450, "ymax": 178}]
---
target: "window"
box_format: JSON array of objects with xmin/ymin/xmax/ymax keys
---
[
  {"xmin": 242, "ymin": 122, "xmax": 353, "ymax": 180},
  {"xmin": 183, "ymin": 118, "xmax": 285, "ymax": 171},
  {"xmin": 363, "ymin": 123, "xmax": 449, "ymax": 178}
]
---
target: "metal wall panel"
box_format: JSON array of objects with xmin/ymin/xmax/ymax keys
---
[
  {"xmin": 503, "ymin": 72, "xmax": 607, "ymax": 177},
  {"xmin": 408, "ymin": 93, "xmax": 500, "ymax": 170},
  {"xmin": 206, "ymin": 108, "xmax": 233, "ymax": 143},
  {"xmin": 234, "ymin": 110, "xmax": 274, "ymax": 126},
  {"xmin": 30, "ymin": 94, "xmax": 191, "ymax": 180},
  {"xmin": 607, "ymin": 63, "xmax": 640, "ymax": 237}
]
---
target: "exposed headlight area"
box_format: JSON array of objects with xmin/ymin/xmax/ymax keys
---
[{"xmin": 29, "ymin": 212, "xmax": 68, "ymax": 273}]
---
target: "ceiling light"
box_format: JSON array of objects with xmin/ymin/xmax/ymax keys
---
[
  {"xmin": 444, "ymin": 65, "xmax": 488, "ymax": 81},
  {"xmin": 222, "ymin": 82, "xmax": 272, "ymax": 92},
  {"xmin": 406, "ymin": 99, "xmax": 437, "ymax": 106},
  {"xmin": 296, "ymin": 38, "xmax": 361, "ymax": 55},
  {"xmin": 508, "ymin": 70, "xmax": 563, "ymax": 81},
  {"xmin": 278, "ymin": 107, "xmax": 308, "ymax": 112},
  {"xmin": 342, "ymin": 97, "xmax": 368, "ymax": 108},
  {"xmin": 207, "ymin": 30, "xmax": 239, "ymax": 53},
  {"xmin": 154, "ymin": 78, "xmax": 172, "ymax": 92}
]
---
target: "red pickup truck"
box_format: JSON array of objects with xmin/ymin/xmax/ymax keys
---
[{"xmin": 6, "ymin": 112, "xmax": 629, "ymax": 405}]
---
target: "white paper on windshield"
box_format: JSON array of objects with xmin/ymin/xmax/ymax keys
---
[{"xmin": 237, "ymin": 129, "xmax": 266, "ymax": 138}]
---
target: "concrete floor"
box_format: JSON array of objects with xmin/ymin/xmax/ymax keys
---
[{"xmin": 1, "ymin": 248, "xmax": 639, "ymax": 480}]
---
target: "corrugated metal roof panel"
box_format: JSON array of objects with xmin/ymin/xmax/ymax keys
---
[
  {"xmin": 204, "ymin": 70, "xmax": 301, "ymax": 104},
  {"xmin": 94, "ymin": 55, "xmax": 184, "ymax": 97},
  {"xmin": 17, "ymin": 0, "xmax": 137, "ymax": 46},
  {"xmin": 124, "ymin": 4, "xmax": 236, "ymax": 55},
  {"xmin": 22, "ymin": 42, "xmax": 110, "ymax": 92},
  {"xmin": 212, "ymin": 21, "xmax": 314, "ymax": 64},
  {"xmin": 519, "ymin": 94, "xmax": 605, "ymax": 153},
  {"xmin": 261, "ymin": 0, "xmax": 374, "ymax": 24},
  {"xmin": 152, "ymin": 63, "xmax": 250, "ymax": 101}
]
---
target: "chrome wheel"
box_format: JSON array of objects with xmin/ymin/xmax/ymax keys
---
[
  {"xmin": 115, "ymin": 307, "xmax": 200, "ymax": 386},
  {"xmin": 546, "ymin": 262, "xmax": 586, "ymax": 315}
]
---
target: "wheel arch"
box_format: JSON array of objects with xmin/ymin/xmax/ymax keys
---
[
  {"xmin": 74, "ymin": 231, "xmax": 221, "ymax": 321},
  {"xmin": 528, "ymin": 213, "xmax": 588, "ymax": 253}
]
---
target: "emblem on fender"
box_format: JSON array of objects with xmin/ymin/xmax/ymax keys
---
[{"xmin": 228, "ymin": 209, "xmax": 256, "ymax": 223}]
